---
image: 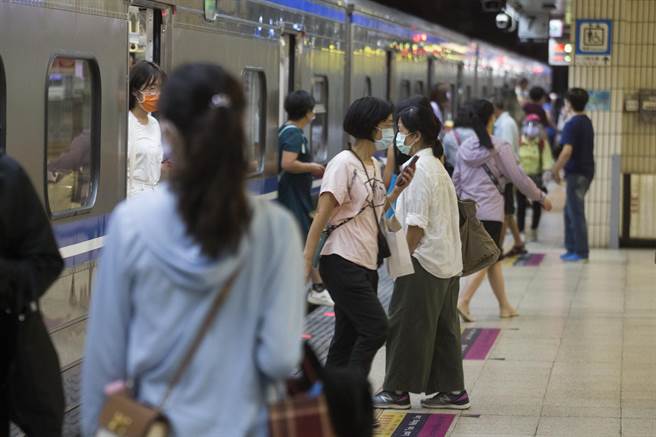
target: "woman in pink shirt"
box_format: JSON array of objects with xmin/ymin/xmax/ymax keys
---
[{"xmin": 304, "ymin": 97, "xmax": 413, "ymax": 377}]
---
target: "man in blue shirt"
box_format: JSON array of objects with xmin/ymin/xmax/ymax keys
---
[{"xmin": 552, "ymin": 88, "xmax": 595, "ymax": 262}]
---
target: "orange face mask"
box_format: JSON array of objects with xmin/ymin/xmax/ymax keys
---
[{"xmin": 140, "ymin": 94, "xmax": 159, "ymax": 113}]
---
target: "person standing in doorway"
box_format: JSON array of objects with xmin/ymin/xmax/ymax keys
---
[
  {"xmin": 128, "ymin": 60, "xmax": 166, "ymax": 197},
  {"xmin": 552, "ymin": 88, "xmax": 595, "ymax": 262},
  {"xmin": 278, "ymin": 90, "xmax": 332, "ymax": 306}
]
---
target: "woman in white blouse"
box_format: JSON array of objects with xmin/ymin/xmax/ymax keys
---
[
  {"xmin": 374, "ymin": 105, "xmax": 470, "ymax": 411},
  {"xmin": 127, "ymin": 61, "xmax": 166, "ymax": 197}
]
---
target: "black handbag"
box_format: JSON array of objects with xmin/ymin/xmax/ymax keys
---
[{"xmin": 8, "ymin": 300, "xmax": 65, "ymax": 437}]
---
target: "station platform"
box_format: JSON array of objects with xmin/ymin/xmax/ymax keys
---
[
  {"xmin": 305, "ymin": 184, "xmax": 656, "ymax": 437},
  {"xmin": 15, "ymin": 186, "xmax": 655, "ymax": 437}
]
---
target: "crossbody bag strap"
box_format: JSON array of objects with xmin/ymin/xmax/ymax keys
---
[
  {"xmin": 481, "ymin": 160, "xmax": 504, "ymax": 195},
  {"xmin": 349, "ymin": 150, "xmax": 384, "ymax": 234},
  {"xmin": 157, "ymin": 267, "xmax": 241, "ymax": 409}
]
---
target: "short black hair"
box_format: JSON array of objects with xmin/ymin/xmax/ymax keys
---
[
  {"xmin": 565, "ymin": 88, "xmax": 589, "ymax": 112},
  {"xmin": 529, "ymin": 86, "xmax": 547, "ymax": 102},
  {"xmin": 284, "ymin": 90, "xmax": 315, "ymax": 121},
  {"xmin": 343, "ymin": 97, "xmax": 393, "ymax": 141},
  {"xmin": 129, "ymin": 60, "xmax": 165, "ymax": 110}
]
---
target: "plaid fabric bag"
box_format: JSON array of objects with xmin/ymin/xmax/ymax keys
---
[
  {"xmin": 268, "ymin": 344, "xmax": 336, "ymax": 437},
  {"xmin": 269, "ymin": 394, "xmax": 335, "ymax": 437}
]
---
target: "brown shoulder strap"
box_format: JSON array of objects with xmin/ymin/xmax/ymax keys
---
[{"xmin": 158, "ymin": 268, "xmax": 241, "ymax": 409}]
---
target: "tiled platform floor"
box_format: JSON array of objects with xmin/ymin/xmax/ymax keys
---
[{"xmin": 363, "ymin": 185, "xmax": 656, "ymax": 437}]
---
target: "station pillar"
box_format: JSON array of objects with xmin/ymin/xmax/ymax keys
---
[{"xmin": 569, "ymin": 0, "xmax": 656, "ymax": 247}]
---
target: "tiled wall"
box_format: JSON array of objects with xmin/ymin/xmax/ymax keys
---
[{"xmin": 569, "ymin": 0, "xmax": 656, "ymax": 247}]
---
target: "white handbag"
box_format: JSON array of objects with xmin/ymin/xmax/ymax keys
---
[{"xmin": 382, "ymin": 214, "xmax": 414, "ymax": 279}]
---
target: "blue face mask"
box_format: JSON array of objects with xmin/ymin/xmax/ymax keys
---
[
  {"xmin": 374, "ymin": 127, "xmax": 395, "ymax": 151},
  {"xmin": 395, "ymin": 132, "xmax": 412, "ymax": 155}
]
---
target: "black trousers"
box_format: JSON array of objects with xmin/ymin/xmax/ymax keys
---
[
  {"xmin": 516, "ymin": 189, "xmax": 542, "ymax": 232},
  {"xmin": 319, "ymin": 254, "xmax": 388, "ymax": 377},
  {"xmin": 0, "ymin": 315, "xmax": 15, "ymax": 437}
]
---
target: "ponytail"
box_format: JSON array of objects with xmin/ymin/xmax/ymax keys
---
[
  {"xmin": 159, "ymin": 63, "xmax": 251, "ymax": 258},
  {"xmin": 460, "ymin": 99, "xmax": 495, "ymax": 149}
]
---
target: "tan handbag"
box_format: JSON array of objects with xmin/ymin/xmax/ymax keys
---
[
  {"xmin": 458, "ymin": 199, "xmax": 501, "ymax": 276},
  {"xmin": 96, "ymin": 269, "xmax": 240, "ymax": 437}
]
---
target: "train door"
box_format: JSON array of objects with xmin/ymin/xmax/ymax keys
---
[
  {"xmin": 456, "ymin": 62, "xmax": 464, "ymax": 112},
  {"xmin": 126, "ymin": 2, "xmax": 171, "ymax": 195},
  {"xmin": 385, "ymin": 50, "xmax": 393, "ymax": 102},
  {"xmin": 0, "ymin": 56, "xmax": 5, "ymax": 154},
  {"xmin": 128, "ymin": 3, "xmax": 171, "ymax": 67},
  {"xmin": 278, "ymin": 30, "xmax": 302, "ymax": 126}
]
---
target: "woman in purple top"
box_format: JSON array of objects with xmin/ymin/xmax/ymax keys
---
[{"xmin": 453, "ymin": 100, "xmax": 553, "ymax": 322}]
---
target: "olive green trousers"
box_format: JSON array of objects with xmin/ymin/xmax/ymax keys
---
[{"xmin": 383, "ymin": 258, "xmax": 465, "ymax": 394}]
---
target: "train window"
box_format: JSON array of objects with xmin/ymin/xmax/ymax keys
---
[
  {"xmin": 466, "ymin": 85, "xmax": 472, "ymax": 101},
  {"xmin": 0, "ymin": 57, "xmax": 5, "ymax": 155},
  {"xmin": 450, "ymin": 84, "xmax": 457, "ymax": 116},
  {"xmin": 45, "ymin": 57, "xmax": 99, "ymax": 216},
  {"xmin": 482, "ymin": 86, "xmax": 488, "ymax": 98},
  {"xmin": 400, "ymin": 80, "xmax": 411, "ymax": 100},
  {"xmin": 414, "ymin": 81, "xmax": 425, "ymax": 96},
  {"xmin": 242, "ymin": 68, "xmax": 266, "ymax": 174},
  {"xmin": 364, "ymin": 76, "xmax": 372, "ymax": 97},
  {"xmin": 311, "ymin": 75, "xmax": 328, "ymax": 162}
]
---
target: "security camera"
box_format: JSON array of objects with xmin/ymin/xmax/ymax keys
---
[
  {"xmin": 497, "ymin": 12, "xmax": 518, "ymax": 32},
  {"xmin": 496, "ymin": 13, "xmax": 511, "ymax": 29},
  {"xmin": 481, "ymin": 0, "xmax": 506, "ymax": 12}
]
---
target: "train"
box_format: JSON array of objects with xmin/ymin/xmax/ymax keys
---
[{"xmin": 0, "ymin": 0, "xmax": 550, "ymax": 400}]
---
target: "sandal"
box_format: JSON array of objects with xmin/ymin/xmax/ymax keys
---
[
  {"xmin": 457, "ymin": 305, "xmax": 475, "ymax": 323},
  {"xmin": 503, "ymin": 244, "xmax": 527, "ymax": 259},
  {"xmin": 500, "ymin": 308, "xmax": 519, "ymax": 318}
]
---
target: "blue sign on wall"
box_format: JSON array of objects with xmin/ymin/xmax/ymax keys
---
[
  {"xmin": 575, "ymin": 19, "xmax": 612, "ymax": 65},
  {"xmin": 575, "ymin": 19, "xmax": 612, "ymax": 55}
]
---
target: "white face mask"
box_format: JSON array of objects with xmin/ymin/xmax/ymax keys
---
[
  {"xmin": 374, "ymin": 127, "xmax": 394, "ymax": 151},
  {"xmin": 523, "ymin": 124, "xmax": 541, "ymax": 139},
  {"xmin": 395, "ymin": 131, "xmax": 417, "ymax": 155}
]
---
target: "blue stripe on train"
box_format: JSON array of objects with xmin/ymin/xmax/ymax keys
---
[
  {"xmin": 54, "ymin": 176, "xmax": 281, "ymax": 267},
  {"xmin": 266, "ymin": 0, "xmax": 446, "ymax": 44},
  {"xmin": 265, "ymin": 0, "xmax": 345, "ymax": 21}
]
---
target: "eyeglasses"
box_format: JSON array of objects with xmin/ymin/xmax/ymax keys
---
[{"xmin": 139, "ymin": 86, "xmax": 160, "ymax": 96}]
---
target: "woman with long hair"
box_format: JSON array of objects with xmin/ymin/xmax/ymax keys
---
[
  {"xmin": 374, "ymin": 105, "xmax": 469, "ymax": 410},
  {"xmin": 453, "ymin": 99, "xmax": 553, "ymax": 322},
  {"xmin": 82, "ymin": 64, "xmax": 306, "ymax": 436},
  {"xmin": 304, "ymin": 97, "xmax": 413, "ymax": 378}
]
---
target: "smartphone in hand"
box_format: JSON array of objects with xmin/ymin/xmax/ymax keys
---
[{"xmin": 396, "ymin": 155, "xmax": 418, "ymax": 188}]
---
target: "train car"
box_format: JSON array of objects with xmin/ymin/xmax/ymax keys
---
[{"xmin": 0, "ymin": 0, "xmax": 551, "ymax": 427}]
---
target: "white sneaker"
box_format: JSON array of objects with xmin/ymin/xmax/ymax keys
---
[
  {"xmin": 307, "ymin": 289, "xmax": 335, "ymax": 307},
  {"xmin": 526, "ymin": 228, "xmax": 538, "ymax": 242}
]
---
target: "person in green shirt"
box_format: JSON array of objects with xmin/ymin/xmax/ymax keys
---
[
  {"xmin": 516, "ymin": 114, "xmax": 554, "ymax": 242},
  {"xmin": 278, "ymin": 90, "xmax": 333, "ymax": 307}
]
